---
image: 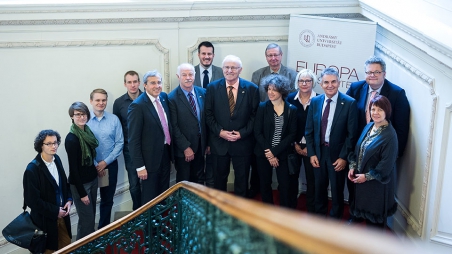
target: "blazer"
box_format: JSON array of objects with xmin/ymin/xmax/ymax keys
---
[
  {"xmin": 251, "ymin": 64, "xmax": 297, "ymax": 101},
  {"xmin": 194, "ymin": 64, "xmax": 224, "ymax": 88},
  {"xmin": 286, "ymin": 91, "xmax": 318, "ymax": 144},
  {"xmin": 346, "ymin": 79, "xmax": 410, "ymax": 157},
  {"xmin": 205, "ymin": 77, "xmax": 260, "ymax": 156},
  {"xmin": 305, "ymin": 92, "xmax": 358, "ymax": 162},
  {"xmin": 348, "ymin": 122, "xmax": 398, "ymax": 222},
  {"xmin": 254, "ymin": 100, "xmax": 298, "ymax": 159},
  {"xmin": 128, "ymin": 92, "xmax": 173, "ymax": 172},
  {"xmin": 23, "ymin": 154, "xmax": 72, "ymax": 250},
  {"xmin": 168, "ymin": 85, "xmax": 207, "ymax": 157}
]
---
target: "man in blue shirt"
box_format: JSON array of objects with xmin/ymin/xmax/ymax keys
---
[{"xmin": 87, "ymin": 88, "xmax": 124, "ymax": 229}]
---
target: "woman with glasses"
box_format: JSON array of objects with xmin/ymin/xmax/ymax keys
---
[
  {"xmin": 254, "ymin": 74, "xmax": 298, "ymax": 208},
  {"xmin": 348, "ymin": 95, "xmax": 398, "ymax": 229},
  {"xmin": 23, "ymin": 130, "xmax": 72, "ymax": 253},
  {"xmin": 286, "ymin": 69, "xmax": 318, "ymax": 213},
  {"xmin": 65, "ymin": 101, "xmax": 99, "ymax": 240}
]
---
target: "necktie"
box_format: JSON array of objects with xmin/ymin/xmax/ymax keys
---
[
  {"xmin": 321, "ymin": 99, "xmax": 332, "ymax": 144},
  {"xmin": 366, "ymin": 90, "xmax": 378, "ymax": 123},
  {"xmin": 187, "ymin": 92, "xmax": 198, "ymax": 117},
  {"xmin": 203, "ymin": 70, "xmax": 209, "ymax": 88},
  {"xmin": 155, "ymin": 98, "xmax": 171, "ymax": 145},
  {"xmin": 228, "ymin": 86, "xmax": 235, "ymax": 116}
]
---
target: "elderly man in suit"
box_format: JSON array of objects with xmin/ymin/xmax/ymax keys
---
[
  {"xmin": 345, "ymin": 56, "xmax": 410, "ymax": 223},
  {"xmin": 194, "ymin": 41, "xmax": 224, "ymax": 88},
  {"xmin": 305, "ymin": 68, "xmax": 358, "ymax": 219},
  {"xmin": 251, "ymin": 43, "xmax": 297, "ymax": 102},
  {"xmin": 127, "ymin": 70, "xmax": 172, "ymax": 205},
  {"xmin": 205, "ymin": 55, "xmax": 260, "ymax": 197},
  {"xmin": 168, "ymin": 63, "xmax": 207, "ymax": 183}
]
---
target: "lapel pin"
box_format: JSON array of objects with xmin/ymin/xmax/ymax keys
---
[
  {"xmin": 242, "ymin": 91, "xmax": 245, "ymax": 93},
  {"xmin": 341, "ymin": 102, "xmax": 344, "ymax": 105}
]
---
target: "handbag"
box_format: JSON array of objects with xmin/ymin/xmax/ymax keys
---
[
  {"xmin": 2, "ymin": 205, "xmax": 47, "ymax": 254},
  {"xmin": 288, "ymin": 153, "xmax": 301, "ymax": 175}
]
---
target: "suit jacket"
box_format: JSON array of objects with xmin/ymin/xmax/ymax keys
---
[
  {"xmin": 128, "ymin": 92, "xmax": 172, "ymax": 172},
  {"xmin": 194, "ymin": 64, "xmax": 224, "ymax": 88},
  {"xmin": 23, "ymin": 154, "xmax": 72, "ymax": 250},
  {"xmin": 346, "ymin": 79, "xmax": 410, "ymax": 157},
  {"xmin": 251, "ymin": 64, "xmax": 297, "ymax": 101},
  {"xmin": 168, "ymin": 85, "xmax": 207, "ymax": 157},
  {"xmin": 205, "ymin": 77, "xmax": 260, "ymax": 156},
  {"xmin": 254, "ymin": 100, "xmax": 298, "ymax": 159},
  {"xmin": 305, "ymin": 92, "xmax": 358, "ymax": 162}
]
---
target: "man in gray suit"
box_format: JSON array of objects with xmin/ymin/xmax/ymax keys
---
[
  {"xmin": 194, "ymin": 41, "xmax": 224, "ymax": 188},
  {"xmin": 194, "ymin": 41, "xmax": 224, "ymax": 88},
  {"xmin": 168, "ymin": 63, "xmax": 207, "ymax": 184},
  {"xmin": 251, "ymin": 43, "xmax": 297, "ymax": 102}
]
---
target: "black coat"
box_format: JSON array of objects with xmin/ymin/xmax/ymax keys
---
[
  {"xmin": 23, "ymin": 154, "xmax": 72, "ymax": 250},
  {"xmin": 254, "ymin": 100, "xmax": 298, "ymax": 159}
]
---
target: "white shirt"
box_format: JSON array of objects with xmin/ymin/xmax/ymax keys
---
[
  {"xmin": 322, "ymin": 92, "xmax": 339, "ymax": 143},
  {"xmin": 199, "ymin": 65, "xmax": 213, "ymax": 84},
  {"xmin": 41, "ymin": 155, "xmax": 59, "ymax": 186}
]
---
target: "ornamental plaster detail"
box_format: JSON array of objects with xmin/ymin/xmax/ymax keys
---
[{"xmin": 376, "ymin": 41, "xmax": 436, "ymax": 237}]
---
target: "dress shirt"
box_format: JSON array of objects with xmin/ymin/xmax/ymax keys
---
[
  {"xmin": 42, "ymin": 155, "xmax": 59, "ymax": 186},
  {"xmin": 198, "ymin": 65, "xmax": 213, "ymax": 85},
  {"xmin": 367, "ymin": 84, "xmax": 383, "ymax": 106},
  {"xmin": 87, "ymin": 111, "xmax": 124, "ymax": 165},
  {"xmin": 322, "ymin": 92, "xmax": 339, "ymax": 143},
  {"xmin": 226, "ymin": 79, "xmax": 239, "ymax": 103},
  {"xmin": 147, "ymin": 92, "xmax": 170, "ymax": 144},
  {"xmin": 181, "ymin": 87, "xmax": 201, "ymax": 121},
  {"xmin": 269, "ymin": 65, "xmax": 281, "ymax": 74},
  {"xmin": 112, "ymin": 90, "xmax": 142, "ymax": 145},
  {"xmin": 294, "ymin": 90, "xmax": 317, "ymax": 144}
]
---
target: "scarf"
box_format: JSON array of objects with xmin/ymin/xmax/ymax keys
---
[{"xmin": 70, "ymin": 123, "xmax": 98, "ymax": 167}]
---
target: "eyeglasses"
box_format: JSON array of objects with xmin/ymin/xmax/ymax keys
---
[
  {"xmin": 73, "ymin": 113, "xmax": 87, "ymax": 118},
  {"xmin": 266, "ymin": 54, "xmax": 281, "ymax": 58},
  {"xmin": 298, "ymin": 79, "xmax": 313, "ymax": 84},
  {"xmin": 43, "ymin": 142, "xmax": 60, "ymax": 147},
  {"xmin": 365, "ymin": 71, "xmax": 384, "ymax": 76},
  {"xmin": 223, "ymin": 66, "xmax": 241, "ymax": 71}
]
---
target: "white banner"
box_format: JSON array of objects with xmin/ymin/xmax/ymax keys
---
[{"xmin": 287, "ymin": 14, "xmax": 377, "ymax": 93}]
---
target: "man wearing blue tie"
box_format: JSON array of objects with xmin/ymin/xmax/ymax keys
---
[{"xmin": 168, "ymin": 63, "xmax": 207, "ymax": 183}]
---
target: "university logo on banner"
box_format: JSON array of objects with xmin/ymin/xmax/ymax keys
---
[{"xmin": 287, "ymin": 14, "xmax": 377, "ymax": 94}]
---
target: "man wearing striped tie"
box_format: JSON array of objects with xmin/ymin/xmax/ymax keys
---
[
  {"xmin": 168, "ymin": 63, "xmax": 207, "ymax": 184},
  {"xmin": 205, "ymin": 55, "xmax": 260, "ymax": 198}
]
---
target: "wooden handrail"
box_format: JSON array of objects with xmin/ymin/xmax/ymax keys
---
[{"xmin": 56, "ymin": 181, "xmax": 422, "ymax": 254}]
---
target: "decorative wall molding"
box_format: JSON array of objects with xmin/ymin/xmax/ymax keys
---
[
  {"xmin": 187, "ymin": 36, "xmax": 289, "ymax": 64},
  {"xmin": 376, "ymin": 41, "xmax": 437, "ymax": 237},
  {"xmin": 361, "ymin": 2, "xmax": 452, "ymax": 61},
  {"xmin": 430, "ymin": 103, "xmax": 452, "ymax": 246},
  {"xmin": 0, "ymin": 39, "xmax": 171, "ymax": 90}
]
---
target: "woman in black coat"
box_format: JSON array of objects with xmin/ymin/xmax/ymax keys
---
[
  {"xmin": 348, "ymin": 95, "xmax": 398, "ymax": 228},
  {"xmin": 23, "ymin": 130, "xmax": 72, "ymax": 252},
  {"xmin": 286, "ymin": 69, "xmax": 318, "ymax": 213},
  {"xmin": 254, "ymin": 74, "xmax": 298, "ymax": 208}
]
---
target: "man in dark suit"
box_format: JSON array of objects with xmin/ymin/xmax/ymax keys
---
[
  {"xmin": 305, "ymin": 68, "xmax": 358, "ymax": 219},
  {"xmin": 168, "ymin": 63, "xmax": 207, "ymax": 183},
  {"xmin": 194, "ymin": 41, "xmax": 224, "ymax": 88},
  {"xmin": 205, "ymin": 55, "xmax": 260, "ymax": 197},
  {"xmin": 194, "ymin": 41, "xmax": 224, "ymax": 188},
  {"xmin": 251, "ymin": 43, "xmax": 297, "ymax": 102},
  {"xmin": 127, "ymin": 70, "xmax": 172, "ymax": 205},
  {"xmin": 346, "ymin": 56, "xmax": 410, "ymax": 223}
]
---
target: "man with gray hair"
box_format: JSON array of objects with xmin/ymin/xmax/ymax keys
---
[
  {"xmin": 168, "ymin": 63, "xmax": 207, "ymax": 184},
  {"xmin": 205, "ymin": 55, "xmax": 260, "ymax": 197},
  {"xmin": 305, "ymin": 68, "xmax": 358, "ymax": 220},
  {"xmin": 252, "ymin": 43, "xmax": 297, "ymax": 102},
  {"xmin": 128, "ymin": 70, "xmax": 172, "ymax": 205}
]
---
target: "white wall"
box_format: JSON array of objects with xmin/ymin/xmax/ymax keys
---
[{"xmin": 0, "ymin": 0, "xmax": 451, "ymax": 253}]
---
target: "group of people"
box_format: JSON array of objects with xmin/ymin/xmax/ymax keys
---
[{"xmin": 22, "ymin": 41, "xmax": 410, "ymax": 252}]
